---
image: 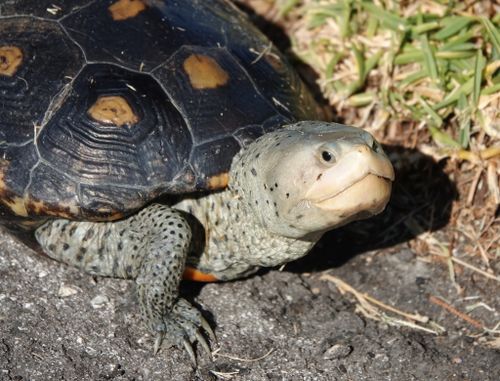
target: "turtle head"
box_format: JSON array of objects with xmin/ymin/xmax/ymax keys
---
[{"xmin": 230, "ymin": 121, "xmax": 394, "ymax": 239}]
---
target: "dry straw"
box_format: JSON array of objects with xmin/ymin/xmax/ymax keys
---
[{"xmin": 278, "ymin": 0, "xmax": 499, "ymax": 161}]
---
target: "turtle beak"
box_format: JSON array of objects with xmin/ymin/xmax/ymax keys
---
[{"xmin": 305, "ymin": 145, "xmax": 394, "ymax": 214}]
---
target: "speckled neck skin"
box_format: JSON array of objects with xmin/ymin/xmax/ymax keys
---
[
  {"xmin": 174, "ymin": 122, "xmax": 394, "ymax": 281},
  {"xmin": 174, "ymin": 191, "xmax": 320, "ymax": 281}
]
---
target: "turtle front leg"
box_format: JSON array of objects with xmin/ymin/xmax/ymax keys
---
[{"xmin": 35, "ymin": 203, "xmax": 214, "ymax": 364}]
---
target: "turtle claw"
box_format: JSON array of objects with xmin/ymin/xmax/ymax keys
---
[
  {"xmin": 201, "ymin": 315, "xmax": 217, "ymax": 344},
  {"xmin": 148, "ymin": 297, "xmax": 215, "ymax": 364},
  {"xmin": 154, "ymin": 333, "xmax": 164, "ymax": 355},
  {"xmin": 183, "ymin": 338, "xmax": 197, "ymax": 366},
  {"xmin": 196, "ymin": 330, "xmax": 213, "ymax": 361}
]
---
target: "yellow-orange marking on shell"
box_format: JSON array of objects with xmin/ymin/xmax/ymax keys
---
[
  {"xmin": 183, "ymin": 54, "xmax": 229, "ymax": 89},
  {"xmin": 97, "ymin": 208, "xmax": 125, "ymax": 221},
  {"xmin": 207, "ymin": 173, "xmax": 229, "ymax": 189},
  {"xmin": 17, "ymin": 219, "xmax": 44, "ymax": 229},
  {"xmin": 0, "ymin": 167, "xmax": 28, "ymax": 217},
  {"xmin": 88, "ymin": 95, "xmax": 139, "ymax": 126},
  {"xmin": 183, "ymin": 267, "xmax": 218, "ymax": 282},
  {"xmin": 4, "ymin": 196, "xmax": 28, "ymax": 217},
  {"xmin": 26, "ymin": 199, "xmax": 80, "ymax": 219},
  {"xmin": 0, "ymin": 46, "xmax": 23, "ymax": 77},
  {"xmin": 108, "ymin": 0, "xmax": 146, "ymax": 20}
]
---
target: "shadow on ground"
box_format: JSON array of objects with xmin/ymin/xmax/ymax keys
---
[{"xmin": 289, "ymin": 145, "xmax": 457, "ymax": 272}]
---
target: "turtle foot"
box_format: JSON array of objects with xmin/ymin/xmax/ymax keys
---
[{"xmin": 150, "ymin": 298, "xmax": 216, "ymax": 365}]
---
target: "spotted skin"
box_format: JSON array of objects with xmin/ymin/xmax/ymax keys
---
[
  {"xmin": 35, "ymin": 204, "xmax": 209, "ymax": 354},
  {"xmin": 175, "ymin": 192, "xmax": 318, "ymax": 281},
  {"xmin": 35, "ymin": 189, "xmax": 316, "ymax": 356},
  {"xmin": 35, "ymin": 123, "xmax": 394, "ymax": 362}
]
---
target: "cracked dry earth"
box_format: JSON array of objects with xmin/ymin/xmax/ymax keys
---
[{"xmin": 1, "ymin": 220, "xmax": 499, "ymax": 381}]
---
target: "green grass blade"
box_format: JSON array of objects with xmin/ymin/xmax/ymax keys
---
[
  {"xmin": 457, "ymin": 93, "xmax": 471, "ymax": 148},
  {"xmin": 340, "ymin": 0, "xmax": 352, "ymax": 38},
  {"xmin": 433, "ymin": 17, "xmax": 473, "ymax": 40},
  {"xmin": 449, "ymin": 57, "xmax": 475, "ymax": 73},
  {"xmin": 348, "ymin": 92, "xmax": 376, "ymax": 107},
  {"xmin": 412, "ymin": 21, "xmax": 440, "ymax": 35},
  {"xmin": 438, "ymin": 43, "xmax": 478, "ymax": 52},
  {"xmin": 398, "ymin": 69, "xmax": 428, "ymax": 88},
  {"xmin": 435, "ymin": 51, "xmax": 476, "ymax": 60},
  {"xmin": 482, "ymin": 83, "xmax": 500, "ymax": 96},
  {"xmin": 341, "ymin": 44, "xmax": 366, "ymax": 96},
  {"xmin": 278, "ymin": 0, "xmax": 301, "ymax": 17},
  {"xmin": 434, "ymin": 78, "xmax": 474, "ymax": 110},
  {"xmin": 480, "ymin": 17, "xmax": 500, "ymax": 56},
  {"xmin": 419, "ymin": 96, "xmax": 443, "ymax": 126},
  {"xmin": 394, "ymin": 51, "xmax": 423, "ymax": 65},
  {"xmin": 420, "ymin": 33, "xmax": 439, "ymax": 83},
  {"xmin": 428, "ymin": 126, "xmax": 461, "ymax": 149},
  {"xmin": 306, "ymin": 4, "xmax": 345, "ymax": 19},
  {"xmin": 361, "ymin": 2, "xmax": 408, "ymax": 32},
  {"xmin": 325, "ymin": 52, "xmax": 344, "ymax": 80},
  {"xmin": 365, "ymin": 50, "xmax": 383, "ymax": 79},
  {"xmin": 395, "ymin": 48, "xmax": 477, "ymax": 62},
  {"xmin": 441, "ymin": 30, "xmax": 477, "ymax": 50},
  {"xmin": 472, "ymin": 50, "xmax": 486, "ymax": 107},
  {"xmin": 366, "ymin": 14, "xmax": 378, "ymax": 37}
]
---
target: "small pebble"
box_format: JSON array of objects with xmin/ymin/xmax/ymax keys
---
[
  {"xmin": 91, "ymin": 294, "xmax": 110, "ymax": 308},
  {"xmin": 38, "ymin": 271, "xmax": 48, "ymax": 278},
  {"xmin": 58, "ymin": 284, "xmax": 78, "ymax": 297},
  {"xmin": 323, "ymin": 344, "xmax": 353, "ymax": 360},
  {"xmin": 452, "ymin": 357, "xmax": 463, "ymax": 364}
]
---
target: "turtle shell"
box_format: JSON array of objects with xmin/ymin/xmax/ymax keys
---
[{"xmin": 0, "ymin": 0, "xmax": 320, "ymax": 225}]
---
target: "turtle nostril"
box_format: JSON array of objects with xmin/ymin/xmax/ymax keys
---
[{"xmin": 357, "ymin": 145, "xmax": 370, "ymax": 154}]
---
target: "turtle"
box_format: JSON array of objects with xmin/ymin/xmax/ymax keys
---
[{"xmin": 0, "ymin": 0, "xmax": 394, "ymax": 364}]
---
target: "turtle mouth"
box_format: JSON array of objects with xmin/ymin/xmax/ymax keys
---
[
  {"xmin": 313, "ymin": 173, "xmax": 392, "ymax": 214},
  {"xmin": 304, "ymin": 147, "xmax": 394, "ymax": 214}
]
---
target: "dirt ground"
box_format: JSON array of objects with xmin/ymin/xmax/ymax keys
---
[{"xmin": 1, "ymin": 213, "xmax": 499, "ymax": 380}]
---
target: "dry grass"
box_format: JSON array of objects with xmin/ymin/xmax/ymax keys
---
[
  {"xmin": 235, "ymin": 0, "xmax": 499, "ymax": 340},
  {"xmin": 236, "ymin": 0, "xmax": 499, "ymax": 274}
]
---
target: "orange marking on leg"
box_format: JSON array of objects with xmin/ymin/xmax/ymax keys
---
[
  {"xmin": 207, "ymin": 173, "xmax": 229, "ymax": 190},
  {"xmin": 183, "ymin": 267, "xmax": 218, "ymax": 282}
]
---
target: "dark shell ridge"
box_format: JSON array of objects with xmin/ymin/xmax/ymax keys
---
[{"xmin": 0, "ymin": 0, "xmax": 320, "ymax": 222}]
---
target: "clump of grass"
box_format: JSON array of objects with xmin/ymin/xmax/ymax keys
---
[
  {"xmin": 279, "ymin": 0, "xmax": 499, "ymax": 158},
  {"xmin": 267, "ymin": 0, "xmax": 499, "ymax": 278}
]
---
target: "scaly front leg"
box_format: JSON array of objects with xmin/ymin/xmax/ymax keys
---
[{"xmin": 35, "ymin": 203, "xmax": 214, "ymax": 364}]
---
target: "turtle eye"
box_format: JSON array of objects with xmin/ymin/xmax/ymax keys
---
[{"xmin": 321, "ymin": 150, "xmax": 334, "ymax": 163}]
